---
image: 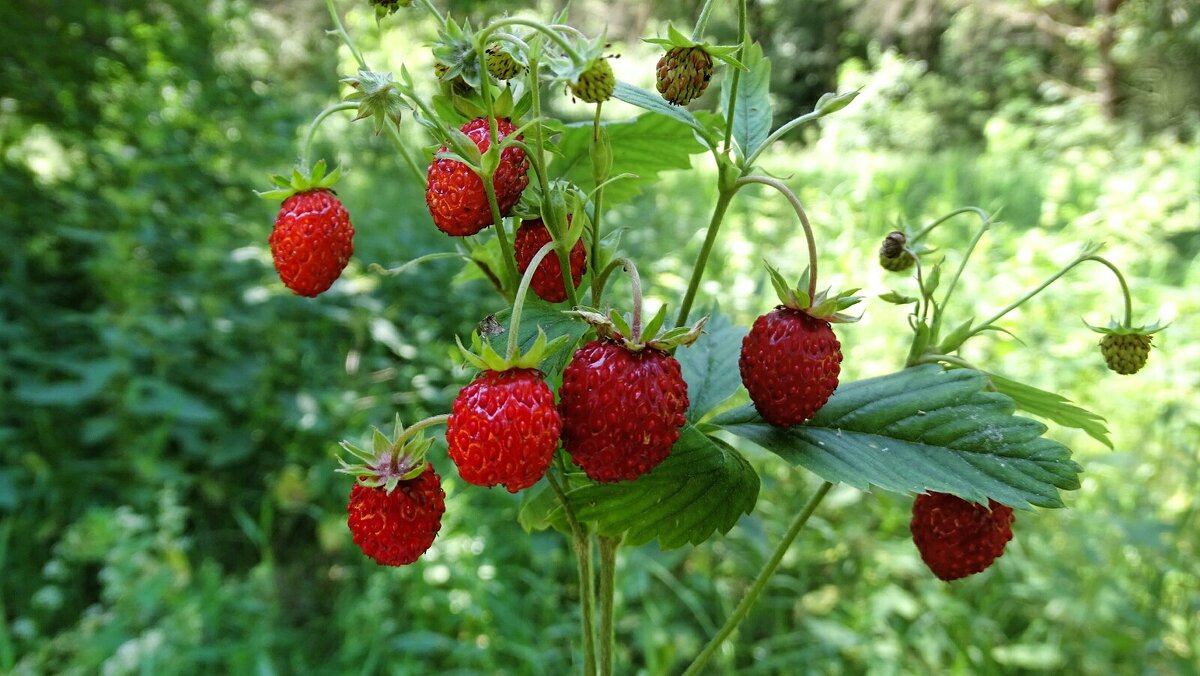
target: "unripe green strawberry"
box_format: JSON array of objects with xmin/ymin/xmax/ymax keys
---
[
  {"xmin": 656, "ymin": 46, "xmax": 714, "ymax": 106},
  {"xmin": 270, "ymin": 189, "xmax": 354, "ymax": 297},
  {"xmin": 559, "ymin": 340, "xmax": 689, "ymax": 482},
  {"xmin": 486, "ymin": 45, "xmax": 522, "ymax": 80},
  {"xmin": 446, "ymin": 368, "xmax": 561, "ymax": 493},
  {"xmin": 570, "ymin": 58, "xmax": 615, "ymax": 103},
  {"xmin": 911, "ymin": 492, "xmax": 1014, "ymax": 581},
  {"xmin": 878, "ymin": 230, "xmax": 915, "ymax": 272},
  {"xmin": 369, "ymin": 0, "xmax": 411, "ymax": 17},
  {"xmin": 1099, "ymin": 333, "xmax": 1152, "ymax": 374}
]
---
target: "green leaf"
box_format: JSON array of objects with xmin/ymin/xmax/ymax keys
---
[
  {"xmin": 554, "ymin": 113, "xmax": 706, "ymax": 205},
  {"xmin": 611, "ymin": 80, "xmax": 708, "ymax": 138},
  {"xmin": 493, "ymin": 299, "xmax": 589, "ymax": 378},
  {"xmin": 720, "ymin": 42, "xmax": 771, "ymax": 162},
  {"xmin": 677, "ymin": 311, "xmax": 748, "ymax": 423},
  {"xmin": 713, "ymin": 365, "xmax": 1082, "ymax": 509},
  {"xmin": 517, "ymin": 478, "xmax": 571, "ymax": 535},
  {"xmin": 987, "ymin": 372, "xmax": 1112, "ymax": 449},
  {"xmin": 558, "ymin": 425, "xmax": 760, "ymax": 549}
]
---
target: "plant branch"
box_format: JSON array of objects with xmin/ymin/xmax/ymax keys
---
[
  {"xmin": 506, "ymin": 242, "xmax": 557, "ymax": 360},
  {"xmin": 721, "ymin": 0, "xmax": 749, "ymax": 154},
  {"xmin": 325, "ymin": 0, "xmax": 368, "ymax": 70},
  {"xmin": 675, "ymin": 188, "xmax": 735, "ymax": 327},
  {"xmin": 598, "ymin": 535, "xmax": 621, "ymax": 676},
  {"xmin": 589, "ymin": 103, "xmax": 607, "ymax": 304},
  {"xmin": 736, "ymin": 176, "xmax": 819, "ymax": 300},
  {"xmin": 683, "ymin": 481, "xmax": 833, "ymax": 675},
  {"xmin": 691, "ymin": 0, "xmax": 717, "ymax": 41},
  {"xmin": 548, "ymin": 467, "xmax": 597, "ymax": 676},
  {"xmin": 741, "ymin": 109, "xmax": 822, "ymax": 170}
]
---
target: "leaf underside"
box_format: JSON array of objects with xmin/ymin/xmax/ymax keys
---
[{"xmin": 713, "ymin": 365, "xmax": 1082, "ymax": 509}]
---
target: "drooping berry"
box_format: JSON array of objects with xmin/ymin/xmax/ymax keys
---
[
  {"xmin": 656, "ymin": 46, "xmax": 714, "ymax": 106},
  {"xmin": 426, "ymin": 117, "xmax": 529, "ymax": 236},
  {"xmin": 447, "ymin": 368, "xmax": 561, "ymax": 493},
  {"xmin": 347, "ymin": 466, "xmax": 445, "ymax": 566},
  {"xmin": 269, "ymin": 189, "xmax": 355, "ymax": 297},
  {"xmin": 513, "ymin": 218, "xmax": 586, "ymax": 303},
  {"xmin": 910, "ymin": 492, "xmax": 1015, "ymax": 581},
  {"xmin": 739, "ymin": 307, "xmax": 843, "ymax": 427},
  {"xmin": 570, "ymin": 58, "xmax": 615, "ymax": 103},
  {"xmin": 559, "ymin": 340, "xmax": 689, "ymax": 482}
]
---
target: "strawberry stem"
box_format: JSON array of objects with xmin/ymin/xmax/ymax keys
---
[
  {"xmin": 612, "ymin": 257, "xmax": 644, "ymax": 342},
  {"xmin": 1086, "ymin": 255, "xmax": 1134, "ymax": 326},
  {"xmin": 720, "ymin": 0, "xmax": 748, "ymax": 155},
  {"xmin": 300, "ymin": 102, "xmax": 359, "ymax": 170},
  {"xmin": 683, "ymin": 481, "xmax": 832, "ymax": 676},
  {"xmin": 506, "ymin": 242, "xmax": 557, "ymax": 361},
  {"xmin": 675, "ymin": 188, "xmax": 734, "ymax": 327},
  {"xmin": 548, "ymin": 466, "xmax": 598, "ymax": 676},
  {"xmin": 691, "ymin": 0, "xmax": 717, "ymax": 41},
  {"xmin": 415, "ymin": 0, "xmax": 446, "ymax": 28},
  {"xmin": 479, "ymin": 19, "xmax": 584, "ymax": 66},
  {"xmin": 597, "ymin": 535, "xmax": 621, "ymax": 676},
  {"xmin": 589, "ymin": 103, "xmax": 607, "ymax": 305},
  {"xmin": 324, "ymin": 0, "xmax": 368, "ymax": 71},
  {"xmin": 736, "ymin": 175, "xmax": 819, "ymax": 302}
]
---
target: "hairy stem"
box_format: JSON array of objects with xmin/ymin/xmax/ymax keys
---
[
  {"xmin": 969, "ymin": 248, "xmax": 1112, "ymax": 338},
  {"xmin": 395, "ymin": 413, "xmax": 451, "ymax": 445},
  {"xmin": 415, "ymin": 0, "xmax": 445, "ymax": 27},
  {"xmin": 598, "ymin": 535, "xmax": 622, "ymax": 676},
  {"xmin": 300, "ymin": 102, "xmax": 359, "ymax": 168},
  {"xmin": 589, "ymin": 103, "xmax": 607, "ymax": 304},
  {"xmin": 721, "ymin": 0, "xmax": 749, "ymax": 154},
  {"xmin": 1087, "ymin": 255, "xmax": 1134, "ymax": 326},
  {"xmin": 683, "ymin": 481, "xmax": 833, "ymax": 675},
  {"xmin": 383, "ymin": 120, "xmax": 428, "ymax": 184},
  {"xmin": 691, "ymin": 0, "xmax": 717, "ymax": 41},
  {"xmin": 479, "ymin": 18, "xmax": 584, "ymax": 65},
  {"xmin": 610, "ymin": 257, "xmax": 644, "ymax": 341},
  {"xmin": 736, "ymin": 176, "xmax": 819, "ymax": 301},
  {"xmin": 325, "ymin": 0, "xmax": 367, "ymax": 70},
  {"xmin": 675, "ymin": 188, "xmax": 735, "ymax": 327},
  {"xmin": 548, "ymin": 468, "xmax": 597, "ymax": 676},
  {"xmin": 506, "ymin": 242, "xmax": 556, "ymax": 361}
]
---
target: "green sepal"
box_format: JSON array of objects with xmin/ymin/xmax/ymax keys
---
[
  {"xmin": 1085, "ymin": 318, "xmax": 1168, "ymax": 336},
  {"xmin": 456, "ymin": 327, "xmax": 568, "ymax": 372},
  {"xmin": 255, "ymin": 159, "xmax": 343, "ymax": 201},
  {"xmin": 762, "ymin": 260, "xmax": 861, "ymax": 322},
  {"xmin": 815, "ymin": 90, "xmax": 859, "ymax": 117},
  {"xmin": 336, "ymin": 413, "xmax": 434, "ymax": 492},
  {"xmin": 879, "ymin": 291, "xmax": 918, "ymax": 305},
  {"xmin": 936, "ymin": 317, "xmax": 975, "ymax": 354},
  {"xmin": 609, "ymin": 309, "xmax": 633, "ymax": 339},
  {"xmin": 640, "ymin": 305, "xmax": 669, "ymax": 344},
  {"xmin": 341, "ymin": 69, "xmax": 408, "ymax": 134},
  {"xmin": 642, "ymin": 24, "xmax": 747, "ymax": 71},
  {"xmin": 922, "ymin": 260, "xmax": 942, "ymax": 297}
]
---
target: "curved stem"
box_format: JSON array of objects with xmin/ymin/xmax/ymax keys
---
[
  {"xmin": 910, "ymin": 206, "xmax": 990, "ymax": 245},
  {"xmin": 683, "ymin": 481, "xmax": 833, "ymax": 676},
  {"xmin": 383, "ymin": 120, "xmax": 427, "ymax": 184},
  {"xmin": 597, "ymin": 535, "xmax": 621, "ymax": 676},
  {"xmin": 675, "ymin": 188, "xmax": 735, "ymax": 327},
  {"xmin": 611, "ymin": 257, "xmax": 644, "ymax": 341},
  {"xmin": 589, "ymin": 103, "xmax": 607, "ymax": 304},
  {"xmin": 480, "ymin": 18, "xmax": 584, "ymax": 65},
  {"xmin": 736, "ymin": 176, "xmax": 819, "ymax": 300},
  {"xmin": 300, "ymin": 102, "xmax": 359, "ymax": 168},
  {"xmin": 415, "ymin": 0, "xmax": 445, "ymax": 27},
  {"xmin": 741, "ymin": 110, "xmax": 822, "ymax": 171},
  {"xmin": 721, "ymin": 0, "xmax": 749, "ymax": 154},
  {"xmin": 1087, "ymin": 255, "xmax": 1133, "ymax": 326},
  {"xmin": 481, "ymin": 177, "xmax": 520, "ymax": 298},
  {"xmin": 936, "ymin": 212, "xmax": 991, "ymax": 325},
  {"xmin": 548, "ymin": 467, "xmax": 597, "ymax": 676},
  {"xmin": 593, "ymin": 259, "xmax": 625, "ymax": 301},
  {"xmin": 506, "ymin": 242, "xmax": 557, "ymax": 360},
  {"xmin": 325, "ymin": 0, "xmax": 368, "ymax": 70},
  {"xmin": 395, "ymin": 413, "xmax": 451, "ymax": 445},
  {"xmin": 691, "ymin": 0, "xmax": 718, "ymax": 41}
]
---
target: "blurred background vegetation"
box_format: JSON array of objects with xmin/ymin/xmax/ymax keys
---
[{"xmin": 2, "ymin": 0, "xmax": 1198, "ymax": 673}]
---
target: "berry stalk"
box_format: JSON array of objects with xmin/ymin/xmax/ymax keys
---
[
  {"xmin": 300, "ymin": 102, "xmax": 358, "ymax": 169},
  {"xmin": 683, "ymin": 481, "xmax": 833, "ymax": 676},
  {"xmin": 589, "ymin": 104, "xmax": 607, "ymax": 304},
  {"xmin": 479, "ymin": 18, "xmax": 585, "ymax": 66},
  {"xmin": 721, "ymin": 0, "xmax": 749, "ymax": 155},
  {"xmin": 597, "ymin": 535, "xmax": 621, "ymax": 676},
  {"xmin": 547, "ymin": 467, "xmax": 597, "ymax": 676},
  {"xmin": 690, "ymin": 0, "xmax": 718, "ymax": 42},
  {"xmin": 506, "ymin": 241, "xmax": 558, "ymax": 361},
  {"xmin": 736, "ymin": 175, "xmax": 819, "ymax": 301},
  {"xmin": 675, "ymin": 188, "xmax": 734, "ymax": 327},
  {"xmin": 325, "ymin": 0, "xmax": 368, "ymax": 70}
]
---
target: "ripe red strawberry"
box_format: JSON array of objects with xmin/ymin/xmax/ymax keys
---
[
  {"xmin": 269, "ymin": 188, "xmax": 354, "ymax": 297},
  {"xmin": 447, "ymin": 368, "xmax": 561, "ymax": 492},
  {"xmin": 514, "ymin": 218, "xmax": 586, "ymax": 303},
  {"xmin": 559, "ymin": 339, "xmax": 689, "ymax": 482},
  {"xmin": 910, "ymin": 492, "xmax": 1015, "ymax": 581},
  {"xmin": 426, "ymin": 117, "xmax": 529, "ymax": 237},
  {"xmin": 740, "ymin": 307, "xmax": 843, "ymax": 427},
  {"xmin": 347, "ymin": 466, "xmax": 445, "ymax": 566}
]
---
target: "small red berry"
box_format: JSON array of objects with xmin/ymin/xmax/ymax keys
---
[
  {"xmin": 447, "ymin": 368, "xmax": 561, "ymax": 492},
  {"xmin": 513, "ymin": 218, "xmax": 586, "ymax": 303},
  {"xmin": 347, "ymin": 465, "xmax": 446, "ymax": 566},
  {"xmin": 425, "ymin": 117, "xmax": 529, "ymax": 237},
  {"xmin": 269, "ymin": 189, "xmax": 354, "ymax": 297},
  {"xmin": 910, "ymin": 492, "xmax": 1015, "ymax": 581},
  {"xmin": 739, "ymin": 307, "xmax": 842, "ymax": 427},
  {"xmin": 559, "ymin": 340, "xmax": 689, "ymax": 482}
]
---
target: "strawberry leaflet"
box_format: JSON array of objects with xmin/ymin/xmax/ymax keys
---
[{"xmin": 712, "ymin": 365, "xmax": 1082, "ymax": 509}]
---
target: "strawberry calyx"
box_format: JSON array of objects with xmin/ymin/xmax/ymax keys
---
[
  {"xmin": 337, "ymin": 414, "xmax": 437, "ymax": 492},
  {"xmin": 568, "ymin": 306, "xmax": 707, "ymax": 353},
  {"xmin": 256, "ymin": 159, "xmax": 343, "ymax": 202},
  {"xmin": 642, "ymin": 22, "xmax": 745, "ymax": 70},
  {"xmin": 456, "ymin": 326, "xmax": 569, "ymax": 371},
  {"xmin": 341, "ymin": 69, "xmax": 408, "ymax": 134},
  {"xmin": 1084, "ymin": 318, "xmax": 1167, "ymax": 337},
  {"xmin": 764, "ymin": 261, "xmax": 861, "ymax": 324}
]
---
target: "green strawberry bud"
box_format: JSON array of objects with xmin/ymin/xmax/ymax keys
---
[
  {"xmin": 1099, "ymin": 333, "xmax": 1153, "ymax": 375},
  {"xmin": 879, "ymin": 230, "xmax": 916, "ymax": 272}
]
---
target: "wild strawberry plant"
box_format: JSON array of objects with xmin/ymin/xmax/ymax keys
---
[{"xmin": 257, "ymin": 0, "xmax": 1164, "ymax": 672}]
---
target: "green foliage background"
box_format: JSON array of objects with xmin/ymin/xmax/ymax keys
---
[{"xmin": 1, "ymin": 0, "xmax": 1197, "ymax": 673}]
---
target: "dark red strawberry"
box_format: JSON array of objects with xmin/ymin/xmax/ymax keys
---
[
  {"xmin": 514, "ymin": 218, "xmax": 586, "ymax": 303},
  {"xmin": 269, "ymin": 189, "xmax": 354, "ymax": 297},
  {"xmin": 347, "ymin": 467, "xmax": 445, "ymax": 566},
  {"xmin": 447, "ymin": 368, "xmax": 561, "ymax": 492},
  {"xmin": 426, "ymin": 117, "xmax": 529, "ymax": 237},
  {"xmin": 910, "ymin": 492, "xmax": 1015, "ymax": 581},
  {"xmin": 740, "ymin": 308, "xmax": 843, "ymax": 426},
  {"xmin": 559, "ymin": 339, "xmax": 689, "ymax": 482}
]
